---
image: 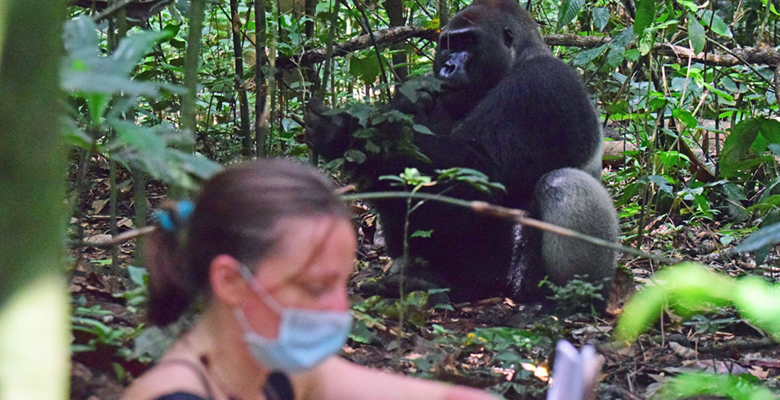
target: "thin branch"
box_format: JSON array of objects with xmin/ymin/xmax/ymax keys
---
[
  {"xmin": 69, "ymin": 190, "xmax": 679, "ymax": 265},
  {"xmin": 71, "ymin": 226, "xmax": 156, "ymax": 248},
  {"xmin": 341, "ymin": 191, "xmax": 680, "ymax": 265}
]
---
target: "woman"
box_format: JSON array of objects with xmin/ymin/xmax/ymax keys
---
[{"xmin": 122, "ymin": 159, "xmax": 497, "ymax": 400}]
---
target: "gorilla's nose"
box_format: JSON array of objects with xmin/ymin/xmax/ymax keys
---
[{"xmin": 440, "ymin": 52, "xmax": 468, "ymax": 78}]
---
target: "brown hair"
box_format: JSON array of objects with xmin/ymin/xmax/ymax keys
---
[{"xmin": 144, "ymin": 158, "xmax": 350, "ymax": 326}]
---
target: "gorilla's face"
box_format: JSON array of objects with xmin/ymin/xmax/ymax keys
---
[{"xmin": 432, "ymin": 3, "xmax": 528, "ymax": 117}]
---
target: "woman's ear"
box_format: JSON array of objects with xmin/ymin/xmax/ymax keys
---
[{"xmin": 210, "ymin": 254, "xmax": 249, "ymax": 306}]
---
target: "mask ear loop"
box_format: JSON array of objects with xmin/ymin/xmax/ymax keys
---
[
  {"xmin": 233, "ymin": 306, "xmax": 258, "ymax": 333},
  {"xmin": 238, "ymin": 263, "xmax": 284, "ymax": 314}
]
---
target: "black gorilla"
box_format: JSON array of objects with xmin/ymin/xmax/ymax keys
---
[{"xmin": 307, "ymin": 0, "xmax": 618, "ymax": 304}]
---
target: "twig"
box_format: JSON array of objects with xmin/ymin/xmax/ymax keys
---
[
  {"xmin": 71, "ymin": 226, "xmax": 156, "ymax": 248},
  {"xmin": 70, "ymin": 190, "xmax": 680, "ymax": 265},
  {"xmin": 343, "ymin": 192, "xmax": 680, "ymax": 264}
]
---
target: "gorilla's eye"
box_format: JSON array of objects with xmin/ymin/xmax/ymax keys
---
[{"xmin": 503, "ymin": 28, "xmax": 514, "ymax": 47}]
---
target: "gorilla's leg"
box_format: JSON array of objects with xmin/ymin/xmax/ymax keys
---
[{"xmin": 510, "ymin": 168, "xmax": 618, "ymax": 305}]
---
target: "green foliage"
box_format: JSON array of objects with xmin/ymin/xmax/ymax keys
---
[
  {"xmin": 352, "ymin": 291, "xmax": 433, "ymax": 335},
  {"xmin": 71, "ymin": 306, "xmax": 137, "ymax": 354},
  {"xmin": 720, "ymin": 117, "xmax": 780, "ymax": 178},
  {"xmin": 656, "ymin": 372, "xmax": 774, "ymax": 400},
  {"xmin": 544, "ymin": 275, "xmax": 607, "ymax": 316},
  {"xmin": 616, "ymin": 262, "xmax": 780, "ymax": 342},
  {"xmin": 557, "ymin": 0, "xmax": 584, "ymax": 31},
  {"xmin": 61, "ymin": 16, "xmax": 221, "ymax": 189},
  {"xmin": 633, "ymin": 0, "xmax": 656, "ymax": 34},
  {"xmin": 464, "ymin": 327, "xmax": 544, "ymax": 353},
  {"xmin": 116, "ymin": 266, "xmax": 149, "ymax": 309},
  {"xmin": 616, "ymin": 263, "xmax": 780, "ymax": 399}
]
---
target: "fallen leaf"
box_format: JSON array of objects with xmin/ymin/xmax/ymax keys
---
[{"xmin": 669, "ymin": 342, "xmax": 697, "ymax": 358}]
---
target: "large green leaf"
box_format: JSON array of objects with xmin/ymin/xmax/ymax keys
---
[
  {"xmin": 696, "ymin": 9, "xmax": 733, "ymax": 38},
  {"xmin": 592, "ymin": 7, "xmax": 610, "ymax": 31},
  {"xmin": 734, "ymin": 222, "xmax": 780, "ymax": 253},
  {"xmin": 61, "ymin": 16, "xmax": 171, "ymax": 100},
  {"xmin": 349, "ymin": 52, "xmax": 380, "ymax": 85},
  {"xmin": 720, "ymin": 118, "xmax": 762, "ymax": 177},
  {"xmin": 109, "ymin": 120, "xmax": 221, "ymax": 189},
  {"xmin": 557, "ymin": 0, "xmax": 585, "ymax": 30},
  {"xmin": 633, "ymin": 0, "xmax": 656, "ymax": 34},
  {"xmin": 687, "ymin": 15, "xmax": 706, "ymax": 54}
]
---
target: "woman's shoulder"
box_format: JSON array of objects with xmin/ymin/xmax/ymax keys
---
[{"xmin": 121, "ymin": 358, "xmax": 212, "ymax": 400}]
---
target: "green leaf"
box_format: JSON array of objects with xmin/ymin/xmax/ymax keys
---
[
  {"xmin": 592, "ymin": 7, "xmax": 610, "ymax": 31},
  {"xmin": 557, "ymin": 0, "xmax": 585, "ymax": 30},
  {"xmin": 633, "ymin": 0, "xmax": 656, "ymax": 34},
  {"xmin": 62, "ymin": 17, "xmax": 100, "ymax": 61},
  {"xmin": 672, "ymin": 108, "xmax": 697, "ymax": 129},
  {"xmin": 610, "ymin": 28, "xmax": 636, "ymax": 49},
  {"xmin": 720, "ymin": 118, "xmax": 762, "ymax": 177},
  {"xmin": 648, "ymin": 174, "xmax": 674, "ymax": 194},
  {"xmin": 615, "ymin": 263, "xmax": 736, "ymax": 342},
  {"xmin": 687, "ymin": 15, "xmax": 706, "ymax": 54},
  {"xmin": 696, "ymin": 9, "xmax": 733, "ymax": 38},
  {"xmin": 60, "ymin": 118, "xmax": 93, "ymax": 149},
  {"xmin": 173, "ymin": 152, "xmax": 223, "ymax": 181},
  {"xmin": 759, "ymin": 119, "xmax": 780, "ymax": 144},
  {"xmin": 344, "ymin": 149, "xmax": 367, "ymax": 164},
  {"xmin": 127, "ymin": 266, "xmax": 148, "ymax": 286},
  {"xmin": 112, "ymin": 30, "xmax": 172, "ymax": 75},
  {"xmin": 637, "ymin": 30, "xmax": 655, "ymax": 55},
  {"xmin": 677, "ymin": 0, "xmax": 698, "ymax": 12},
  {"xmin": 734, "ymin": 222, "xmax": 780, "ymax": 253},
  {"xmin": 606, "ymin": 46, "xmax": 626, "ymax": 67},
  {"xmin": 659, "ymin": 373, "xmax": 776, "ymax": 400},
  {"xmin": 572, "ymin": 45, "xmax": 607, "ymax": 66},
  {"xmin": 734, "ymin": 277, "xmax": 780, "ymax": 336},
  {"xmin": 349, "ymin": 53, "xmax": 380, "ymax": 85},
  {"xmin": 411, "ymin": 230, "xmax": 433, "ymax": 238},
  {"xmin": 412, "ymin": 124, "xmax": 434, "ymax": 135}
]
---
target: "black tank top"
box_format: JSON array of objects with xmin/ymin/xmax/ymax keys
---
[{"xmin": 151, "ymin": 359, "xmax": 294, "ymax": 400}]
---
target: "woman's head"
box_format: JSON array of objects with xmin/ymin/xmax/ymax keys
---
[{"xmin": 146, "ymin": 159, "xmax": 352, "ymax": 326}]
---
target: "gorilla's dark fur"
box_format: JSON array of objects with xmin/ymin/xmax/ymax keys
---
[{"xmin": 307, "ymin": 0, "xmax": 619, "ymax": 304}]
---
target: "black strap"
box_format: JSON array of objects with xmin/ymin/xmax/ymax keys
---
[
  {"xmin": 157, "ymin": 358, "xmax": 216, "ymax": 400},
  {"xmin": 262, "ymin": 372, "xmax": 294, "ymax": 400}
]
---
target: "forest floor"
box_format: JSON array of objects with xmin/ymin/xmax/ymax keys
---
[{"xmin": 68, "ymin": 162, "xmax": 780, "ymax": 400}]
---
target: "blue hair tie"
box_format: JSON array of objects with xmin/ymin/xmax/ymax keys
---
[
  {"xmin": 154, "ymin": 210, "xmax": 175, "ymax": 232},
  {"xmin": 177, "ymin": 200, "xmax": 195, "ymax": 222},
  {"xmin": 154, "ymin": 200, "xmax": 195, "ymax": 233}
]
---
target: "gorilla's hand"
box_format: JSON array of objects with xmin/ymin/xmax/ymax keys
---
[
  {"xmin": 391, "ymin": 77, "xmax": 442, "ymax": 117},
  {"xmin": 305, "ymin": 97, "xmax": 354, "ymax": 160}
]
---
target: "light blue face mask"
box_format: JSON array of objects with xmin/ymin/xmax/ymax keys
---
[{"xmin": 235, "ymin": 265, "xmax": 353, "ymax": 374}]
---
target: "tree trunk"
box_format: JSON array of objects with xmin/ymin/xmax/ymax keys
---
[
  {"xmin": 231, "ymin": 0, "xmax": 253, "ymax": 157},
  {"xmin": 256, "ymin": 0, "xmax": 268, "ymax": 157},
  {"xmin": 175, "ymin": 0, "xmax": 206, "ymax": 199},
  {"xmin": 384, "ymin": 0, "xmax": 407, "ymax": 81},
  {"xmin": 0, "ymin": 0, "xmax": 69, "ymax": 398}
]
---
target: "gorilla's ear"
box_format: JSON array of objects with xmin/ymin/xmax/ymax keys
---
[{"xmin": 503, "ymin": 28, "xmax": 514, "ymax": 47}]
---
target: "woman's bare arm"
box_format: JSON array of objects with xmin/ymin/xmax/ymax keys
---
[{"xmin": 294, "ymin": 357, "xmax": 497, "ymax": 400}]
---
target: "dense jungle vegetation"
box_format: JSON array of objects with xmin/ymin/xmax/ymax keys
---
[{"xmin": 3, "ymin": 0, "xmax": 780, "ymax": 398}]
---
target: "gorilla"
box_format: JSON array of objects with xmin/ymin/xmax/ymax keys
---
[{"xmin": 306, "ymin": 0, "xmax": 619, "ymax": 305}]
